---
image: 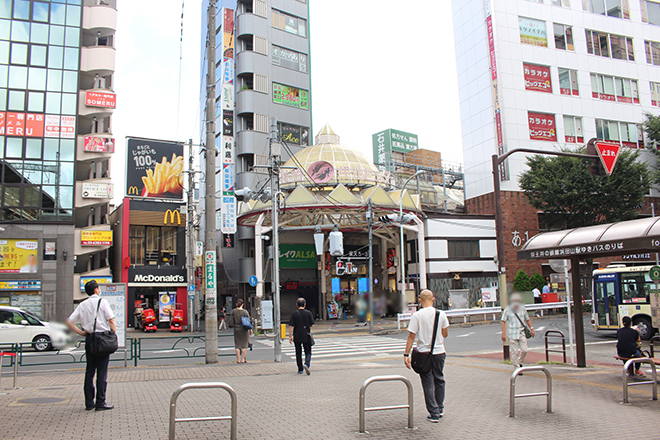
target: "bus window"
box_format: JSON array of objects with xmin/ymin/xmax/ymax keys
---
[
  {"xmin": 594, "ymin": 281, "xmax": 615, "ymax": 326},
  {"xmin": 621, "ymin": 273, "xmax": 650, "ymax": 304}
]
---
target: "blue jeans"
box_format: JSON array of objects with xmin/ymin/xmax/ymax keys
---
[
  {"xmin": 295, "ymin": 341, "xmax": 312, "ymax": 372},
  {"xmin": 419, "ymin": 353, "xmax": 446, "ymax": 417}
]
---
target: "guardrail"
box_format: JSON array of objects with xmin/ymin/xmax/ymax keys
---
[
  {"xmin": 358, "ymin": 375, "xmax": 414, "ymax": 433},
  {"xmin": 544, "ymin": 330, "xmax": 566, "ymax": 363},
  {"xmin": 509, "ymin": 366, "xmax": 552, "ymax": 417},
  {"xmin": 130, "ymin": 335, "xmax": 234, "ymax": 367},
  {"xmin": 169, "ymin": 382, "xmax": 237, "ymax": 440},
  {"xmin": 622, "ymin": 358, "xmax": 658, "ymax": 404}
]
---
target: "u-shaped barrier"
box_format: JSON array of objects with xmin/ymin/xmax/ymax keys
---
[
  {"xmin": 622, "ymin": 358, "xmax": 658, "ymax": 403},
  {"xmin": 509, "ymin": 366, "xmax": 552, "ymax": 417},
  {"xmin": 169, "ymin": 382, "xmax": 237, "ymax": 440},
  {"xmin": 358, "ymin": 375, "xmax": 414, "ymax": 433}
]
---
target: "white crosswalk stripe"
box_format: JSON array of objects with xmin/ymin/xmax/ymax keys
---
[{"xmin": 257, "ymin": 336, "xmax": 406, "ymax": 360}]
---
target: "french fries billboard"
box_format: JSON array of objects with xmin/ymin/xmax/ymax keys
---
[{"xmin": 126, "ymin": 138, "xmax": 184, "ymax": 200}]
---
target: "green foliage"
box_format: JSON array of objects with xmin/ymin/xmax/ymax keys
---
[
  {"xmin": 513, "ymin": 270, "xmax": 533, "ymax": 292},
  {"xmin": 519, "ymin": 147, "xmax": 650, "ymax": 228},
  {"xmin": 643, "ymin": 113, "xmax": 660, "ymax": 186},
  {"xmin": 530, "ymin": 272, "xmax": 546, "ymax": 291}
]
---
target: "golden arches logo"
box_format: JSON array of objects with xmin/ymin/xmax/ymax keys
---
[
  {"xmin": 164, "ymin": 209, "xmax": 181, "ymax": 225},
  {"xmin": 128, "ymin": 186, "xmax": 139, "ymax": 195}
]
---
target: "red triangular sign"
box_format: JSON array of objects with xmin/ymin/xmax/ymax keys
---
[{"xmin": 595, "ymin": 142, "xmax": 621, "ymax": 175}]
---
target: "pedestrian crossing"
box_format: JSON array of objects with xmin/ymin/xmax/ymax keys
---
[{"xmin": 257, "ymin": 335, "xmax": 406, "ymax": 361}]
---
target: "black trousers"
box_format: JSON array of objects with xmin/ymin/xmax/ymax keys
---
[
  {"xmin": 85, "ymin": 336, "xmax": 110, "ymax": 408},
  {"xmin": 294, "ymin": 341, "xmax": 312, "ymax": 372}
]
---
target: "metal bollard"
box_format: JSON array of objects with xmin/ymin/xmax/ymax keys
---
[
  {"xmin": 358, "ymin": 375, "xmax": 414, "ymax": 433},
  {"xmin": 509, "ymin": 366, "xmax": 552, "ymax": 417},
  {"xmin": 169, "ymin": 382, "xmax": 237, "ymax": 440},
  {"xmin": 622, "ymin": 358, "xmax": 658, "ymax": 403}
]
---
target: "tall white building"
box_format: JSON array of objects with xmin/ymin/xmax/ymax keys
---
[{"xmin": 451, "ymin": 0, "xmax": 660, "ymax": 279}]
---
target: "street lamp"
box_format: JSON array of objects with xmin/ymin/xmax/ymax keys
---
[{"xmin": 399, "ymin": 170, "xmax": 425, "ymax": 314}]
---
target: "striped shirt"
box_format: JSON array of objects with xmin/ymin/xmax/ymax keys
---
[{"xmin": 501, "ymin": 306, "xmax": 530, "ymax": 340}]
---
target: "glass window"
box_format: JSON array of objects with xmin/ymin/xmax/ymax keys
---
[
  {"xmin": 30, "ymin": 45, "xmax": 46, "ymax": 66},
  {"xmin": 563, "ymin": 116, "xmax": 584, "ymax": 143},
  {"xmin": 0, "ymin": 136, "xmax": 4, "ymax": 158},
  {"xmin": 129, "ymin": 226, "xmax": 145, "ymax": 266},
  {"xmin": 552, "ymin": 0, "xmax": 571, "ymax": 5},
  {"xmin": 13, "ymin": 0, "xmax": 29, "ymax": 20},
  {"xmin": 64, "ymin": 26, "xmax": 78, "ymax": 46},
  {"xmin": 33, "ymin": 2, "xmax": 48, "ymax": 22},
  {"xmin": 0, "ymin": 88, "xmax": 7, "ymax": 110},
  {"xmin": 59, "ymin": 185, "xmax": 73, "ymax": 209},
  {"xmin": 642, "ymin": 0, "xmax": 660, "ymax": 25},
  {"xmin": 60, "ymin": 92, "xmax": 75, "ymax": 114},
  {"xmin": 59, "ymin": 161, "xmax": 73, "ymax": 184},
  {"xmin": 146, "ymin": 226, "xmax": 160, "ymax": 264},
  {"xmin": 646, "ymin": 40, "xmax": 660, "ymax": 65},
  {"xmin": 651, "ymin": 81, "xmax": 660, "ymax": 106},
  {"xmin": 25, "ymin": 139, "xmax": 41, "ymax": 159},
  {"xmin": 63, "ymin": 47, "xmax": 77, "ymax": 70},
  {"xmin": 49, "ymin": 24, "xmax": 63, "ymax": 45},
  {"xmin": 45, "ymin": 92, "xmax": 60, "ymax": 113},
  {"xmin": 271, "ymin": 9, "xmax": 307, "ymax": 37},
  {"xmin": 30, "ymin": 22, "xmax": 48, "ymax": 44},
  {"xmin": 27, "ymin": 67, "xmax": 46, "ymax": 90},
  {"xmin": 0, "ymin": 65, "xmax": 7, "ymax": 87},
  {"xmin": 448, "ymin": 240, "xmax": 479, "ymax": 258},
  {"xmin": 5, "ymin": 137, "xmax": 22, "ymax": 157},
  {"xmin": 0, "ymin": 19, "xmax": 10, "ymax": 40},
  {"xmin": 519, "ymin": 16, "xmax": 548, "ymax": 47},
  {"xmin": 559, "ymin": 68, "xmax": 579, "ymax": 95},
  {"xmin": 59, "ymin": 139, "xmax": 73, "ymax": 160},
  {"xmin": 583, "ymin": 0, "xmax": 630, "ymax": 18},
  {"xmin": 46, "ymin": 69, "xmax": 61, "ymax": 91},
  {"xmin": 10, "ymin": 42, "xmax": 26, "ymax": 64},
  {"xmin": 586, "ymin": 30, "xmax": 633, "ymax": 60},
  {"xmin": 554, "ymin": 24, "xmax": 574, "ymax": 50},
  {"xmin": 47, "ymin": 45, "xmax": 62, "ymax": 68},
  {"xmin": 7, "ymin": 90, "xmax": 24, "ymax": 110},
  {"xmin": 27, "ymin": 91, "xmax": 43, "ymax": 112},
  {"xmin": 0, "ymin": 40, "xmax": 7, "ymax": 63},
  {"xmin": 65, "ymin": 5, "xmax": 80, "ymax": 26},
  {"xmin": 161, "ymin": 227, "xmax": 177, "ymax": 265},
  {"xmin": 50, "ymin": 3, "xmax": 65, "ymax": 25},
  {"xmin": 10, "ymin": 20, "xmax": 29, "ymax": 42},
  {"xmin": 8, "ymin": 65, "xmax": 27, "ymax": 88},
  {"xmin": 43, "ymin": 138, "xmax": 58, "ymax": 160},
  {"xmin": 62, "ymin": 70, "xmax": 76, "ymax": 92},
  {"xmin": 0, "ymin": 1, "xmax": 10, "ymax": 19}
]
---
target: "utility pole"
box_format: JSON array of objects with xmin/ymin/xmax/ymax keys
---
[
  {"xmin": 204, "ymin": 0, "xmax": 218, "ymax": 363},
  {"xmin": 368, "ymin": 199, "xmax": 374, "ymax": 334},
  {"xmin": 270, "ymin": 117, "xmax": 282, "ymax": 363},
  {"xmin": 186, "ymin": 138, "xmax": 195, "ymax": 332}
]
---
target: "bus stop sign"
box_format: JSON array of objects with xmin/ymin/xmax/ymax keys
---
[
  {"xmin": 595, "ymin": 141, "xmax": 621, "ymax": 176},
  {"xmin": 650, "ymin": 265, "xmax": 660, "ymax": 282}
]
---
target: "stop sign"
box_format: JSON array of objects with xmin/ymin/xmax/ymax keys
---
[{"xmin": 595, "ymin": 141, "xmax": 621, "ymax": 176}]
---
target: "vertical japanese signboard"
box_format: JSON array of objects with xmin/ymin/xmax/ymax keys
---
[
  {"xmin": 205, "ymin": 251, "xmax": 217, "ymax": 307},
  {"xmin": 220, "ymin": 7, "xmax": 237, "ymax": 237},
  {"xmin": 99, "ymin": 283, "xmax": 126, "ymax": 348},
  {"xmin": 371, "ymin": 129, "xmax": 419, "ymax": 172},
  {"xmin": 485, "ymin": 0, "xmax": 507, "ymax": 181}
]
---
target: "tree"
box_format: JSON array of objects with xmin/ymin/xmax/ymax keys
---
[
  {"xmin": 513, "ymin": 270, "xmax": 533, "ymax": 292},
  {"xmin": 530, "ymin": 272, "xmax": 546, "ymax": 291},
  {"xmin": 519, "ymin": 147, "xmax": 650, "ymax": 229},
  {"xmin": 643, "ymin": 113, "xmax": 660, "ymax": 186}
]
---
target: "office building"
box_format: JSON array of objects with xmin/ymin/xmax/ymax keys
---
[
  {"xmin": 200, "ymin": 0, "xmax": 312, "ymax": 310},
  {"xmin": 0, "ymin": 0, "xmax": 116, "ymax": 321},
  {"xmin": 451, "ymin": 0, "xmax": 660, "ymax": 280}
]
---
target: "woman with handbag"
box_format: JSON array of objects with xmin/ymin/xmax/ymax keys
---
[
  {"xmin": 501, "ymin": 293, "xmax": 535, "ymax": 370},
  {"xmin": 232, "ymin": 299, "xmax": 252, "ymax": 363}
]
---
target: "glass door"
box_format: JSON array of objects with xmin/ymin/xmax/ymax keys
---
[{"xmin": 595, "ymin": 281, "xmax": 617, "ymax": 326}]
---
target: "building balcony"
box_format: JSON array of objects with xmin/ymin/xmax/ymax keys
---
[
  {"xmin": 236, "ymin": 89, "xmax": 270, "ymax": 116},
  {"xmin": 82, "ymin": 4, "xmax": 117, "ymax": 32},
  {"xmin": 76, "ymin": 134, "xmax": 115, "ymax": 162},
  {"xmin": 80, "ymin": 46, "xmax": 115, "ymax": 77},
  {"xmin": 236, "ymin": 130, "xmax": 267, "ymax": 155},
  {"xmin": 235, "ymin": 50, "xmax": 269, "ymax": 76},
  {"xmin": 74, "ymin": 224, "xmax": 112, "ymax": 256},
  {"xmin": 78, "ymin": 89, "xmax": 115, "ymax": 118},
  {"xmin": 235, "ymin": 13, "xmax": 260, "ymax": 39},
  {"xmin": 75, "ymin": 178, "xmax": 113, "ymax": 209}
]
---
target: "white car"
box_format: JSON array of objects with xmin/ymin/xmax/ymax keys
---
[{"xmin": 0, "ymin": 306, "xmax": 71, "ymax": 351}]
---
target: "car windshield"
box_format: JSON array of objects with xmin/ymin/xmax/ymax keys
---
[{"xmin": 22, "ymin": 311, "xmax": 44, "ymax": 325}]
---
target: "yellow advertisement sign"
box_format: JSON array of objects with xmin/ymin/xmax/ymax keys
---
[
  {"xmin": 0, "ymin": 239, "xmax": 39, "ymax": 273},
  {"xmin": 81, "ymin": 230, "xmax": 113, "ymax": 246},
  {"xmin": 164, "ymin": 209, "xmax": 181, "ymax": 225}
]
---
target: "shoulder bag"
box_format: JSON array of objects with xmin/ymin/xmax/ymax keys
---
[
  {"xmin": 411, "ymin": 309, "xmax": 440, "ymax": 374},
  {"xmin": 514, "ymin": 311, "xmax": 533, "ymax": 339},
  {"xmin": 87, "ymin": 298, "xmax": 118, "ymax": 356},
  {"xmin": 299, "ymin": 310, "xmax": 315, "ymax": 346},
  {"xmin": 241, "ymin": 310, "xmax": 253, "ymax": 330}
]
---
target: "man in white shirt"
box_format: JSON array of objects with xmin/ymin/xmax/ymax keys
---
[
  {"xmin": 67, "ymin": 280, "xmax": 116, "ymax": 411},
  {"xmin": 532, "ymin": 286, "xmax": 541, "ymax": 304},
  {"xmin": 404, "ymin": 290, "xmax": 450, "ymax": 423}
]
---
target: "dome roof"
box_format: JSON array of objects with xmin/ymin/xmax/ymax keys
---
[{"xmin": 281, "ymin": 125, "xmax": 388, "ymax": 189}]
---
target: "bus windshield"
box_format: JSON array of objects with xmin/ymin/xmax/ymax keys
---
[{"xmin": 620, "ymin": 272, "xmax": 650, "ymax": 304}]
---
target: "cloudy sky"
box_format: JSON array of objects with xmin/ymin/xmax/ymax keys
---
[{"xmin": 111, "ymin": 1, "xmax": 463, "ymax": 196}]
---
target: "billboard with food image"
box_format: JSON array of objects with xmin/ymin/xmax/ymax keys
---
[{"xmin": 126, "ymin": 138, "xmax": 184, "ymax": 200}]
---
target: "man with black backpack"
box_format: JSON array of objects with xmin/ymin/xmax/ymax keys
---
[
  {"xmin": 288, "ymin": 298, "xmax": 315, "ymax": 375},
  {"xmin": 404, "ymin": 290, "xmax": 450, "ymax": 423}
]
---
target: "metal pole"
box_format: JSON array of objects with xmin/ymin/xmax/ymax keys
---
[
  {"xmin": 492, "ymin": 154, "xmax": 509, "ymax": 360},
  {"xmin": 270, "ymin": 117, "xmax": 282, "ymax": 363},
  {"xmin": 187, "ymin": 138, "xmax": 195, "ymax": 332},
  {"xmin": 564, "ymin": 260, "xmax": 575, "ymax": 365},
  {"xmin": 399, "ymin": 193, "xmax": 406, "ymax": 315},
  {"xmin": 653, "ymin": 204, "xmax": 659, "ymax": 266},
  {"xmin": 368, "ymin": 199, "xmax": 374, "ymax": 334},
  {"xmin": 204, "ymin": 0, "xmax": 218, "ymax": 363},
  {"xmin": 571, "ymin": 256, "xmax": 586, "ymax": 367}
]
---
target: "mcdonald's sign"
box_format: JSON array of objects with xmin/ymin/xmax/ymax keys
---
[
  {"xmin": 164, "ymin": 209, "xmax": 181, "ymax": 225},
  {"xmin": 127, "ymin": 186, "xmax": 140, "ymax": 196}
]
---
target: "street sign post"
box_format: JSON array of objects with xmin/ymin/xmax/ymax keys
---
[
  {"xmin": 650, "ymin": 266, "xmax": 660, "ymax": 282},
  {"xmin": 248, "ymin": 275, "xmax": 258, "ymax": 287},
  {"xmin": 595, "ymin": 141, "xmax": 621, "ymax": 176},
  {"xmin": 205, "ymin": 251, "xmax": 217, "ymax": 307}
]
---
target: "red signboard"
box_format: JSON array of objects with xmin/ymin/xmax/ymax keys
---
[
  {"xmin": 528, "ymin": 112, "xmax": 557, "ymax": 141},
  {"xmin": 592, "ymin": 92, "xmax": 615, "ymax": 102},
  {"xmin": 25, "ymin": 113, "xmax": 44, "ymax": 137},
  {"xmin": 595, "ymin": 141, "xmax": 621, "ymax": 175},
  {"xmin": 523, "ymin": 63, "xmax": 552, "ymax": 93},
  {"xmin": 85, "ymin": 91, "xmax": 116, "ymax": 108}
]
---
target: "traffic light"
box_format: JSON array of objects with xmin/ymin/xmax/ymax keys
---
[
  {"xmin": 379, "ymin": 214, "xmax": 399, "ymax": 223},
  {"xmin": 586, "ymin": 139, "xmax": 606, "ymax": 176}
]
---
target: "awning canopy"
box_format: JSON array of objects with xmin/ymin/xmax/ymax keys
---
[{"xmin": 518, "ymin": 217, "xmax": 660, "ymax": 260}]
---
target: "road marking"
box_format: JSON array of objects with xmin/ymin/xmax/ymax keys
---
[
  {"xmin": 455, "ymin": 332, "xmax": 475, "ymax": 338},
  {"xmin": 536, "ymin": 326, "xmax": 546, "ymax": 332}
]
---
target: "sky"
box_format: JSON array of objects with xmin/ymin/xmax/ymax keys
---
[{"xmin": 111, "ymin": 1, "xmax": 463, "ymax": 198}]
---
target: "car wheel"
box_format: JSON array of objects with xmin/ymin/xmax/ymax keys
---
[
  {"xmin": 32, "ymin": 335, "xmax": 52, "ymax": 352},
  {"xmin": 634, "ymin": 317, "xmax": 655, "ymax": 341}
]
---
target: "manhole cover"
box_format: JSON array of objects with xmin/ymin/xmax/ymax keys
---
[{"xmin": 13, "ymin": 397, "xmax": 68, "ymax": 405}]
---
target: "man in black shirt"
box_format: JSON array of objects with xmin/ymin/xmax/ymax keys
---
[
  {"xmin": 288, "ymin": 298, "xmax": 315, "ymax": 375},
  {"xmin": 617, "ymin": 316, "xmax": 643, "ymax": 377}
]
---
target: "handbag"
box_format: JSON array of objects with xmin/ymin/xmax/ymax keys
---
[
  {"xmin": 87, "ymin": 298, "xmax": 118, "ymax": 356},
  {"xmin": 299, "ymin": 310, "xmax": 315, "ymax": 346},
  {"xmin": 514, "ymin": 311, "xmax": 533, "ymax": 339},
  {"xmin": 241, "ymin": 310, "xmax": 253, "ymax": 330},
  {"xmin": 411, "ymin": 309, "xmax": 440, "ymax": 375}
]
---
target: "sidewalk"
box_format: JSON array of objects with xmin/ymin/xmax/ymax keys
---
[{"xmin": 1, "ymin": 348, "xmax": 658, "ymax": 439}]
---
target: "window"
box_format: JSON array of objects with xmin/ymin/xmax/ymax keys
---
[
  {"xmin": 129, "ymin": 226, "xmax": 145, "ymax": 266},
  {"xmin": 558, "ymin": 68, "xmax": 579, "ymax": 95},
  {"xmin": 554, "ymin": 24, "xmax": 574, "ymax": 50},
  {"xmin": 595, "ymin": 119, "xmax": 645, "ymax": 148},
  {"xmin": 586, "ymin": 30, "xmax": 634, "ymax": 60},
  {"xmin": 254, "ymin": 0, "xmax": 267, "ymax": 18},
  {"xmin": 519, "ymin": 17, "xmax": 547, "ymax": 47},
  {"xmin": 645, "ymin": 40, "xmax": 660, "ymax": 65},
  {"xmin": 582, "ymin": 0, "xmax": 630, "ymax": 18},
  {"xmin": 590, "ymin": 73, "xmax": 639, "ymax": 103},
  {"xmin": 255, "ymin": 113, "xmax": 268, "ymax": 133},
  {"xmin": 254, "ymin": 73, "xmax": 268, "ymax": 93},
  {"xmin": 523, "ymin": 63, "xmax": 552, "ymax": 93},
  {"xmin": 563, "ymin": 116, "xmax": 584, "ymax": 143},
  {"xmin": 651, "ymin": 82, "xmax": 660, "ymax": 106},
  {"xmin": 528, "ymin": 111, "xmax": 558, "ymax": 141},
  {"xmin": 272, "ymin": 45, "xmax": 308, "ymax": 73},
  {"xmin": 254, "ymin": 35, "xmax": 268, "ymax": 55},
  {"xmin": 271, "ymin": 9, "xmax": 307, "ymax": 37},
  {"xmin": 552, "ymin": 0, "xmax": 571, "ymax": 6},
  {"xmin": 642, "ymin": 0, "xmax": 660, "ymax": 25},
  {"xmin": 278, "ymin": 122, "xmax": 310, "ymax": 146},
  {"xmin": 448, "ymin": 240, "xmax": 479, "ymax": 259}
]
